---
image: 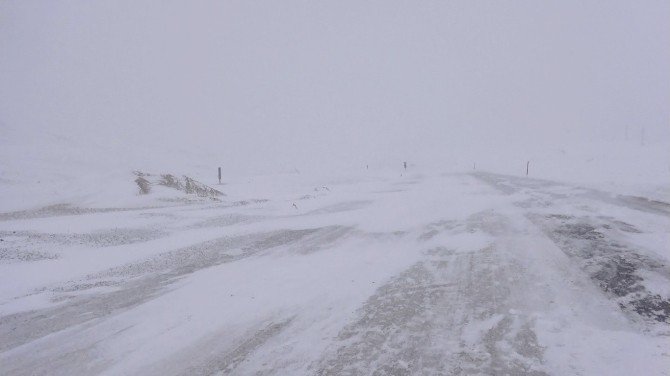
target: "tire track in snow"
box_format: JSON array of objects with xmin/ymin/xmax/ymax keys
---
[
  {"xmin": 473, "ymin": 172, "xmax": 670, "ymax": 328},
  {"xmin": 0, "ymin": 227, "xmax": 349, "ymax": 354},
  {"xmin": 315, "ymin": 211, "xmax": 547, "ymax": 375}
]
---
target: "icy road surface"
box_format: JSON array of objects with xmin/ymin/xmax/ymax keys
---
[{"xmin": 1, "ymin": 172, "xmax": 668, "ymax": 375}]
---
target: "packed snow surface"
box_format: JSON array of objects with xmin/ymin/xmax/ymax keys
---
[{"xmin": 0, "ymin": 171, "xmax": 669, "ymax": 375}]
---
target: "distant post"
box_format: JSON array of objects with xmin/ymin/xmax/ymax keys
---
[
  {"xmin": 526, "ymin": 161, "xmax": 529, "ymax": 176},
  {"xmin": 218, "ymin": 167, "xmax": 222, "ymax": 184}
]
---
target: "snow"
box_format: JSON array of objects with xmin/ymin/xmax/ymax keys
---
[
  {"xmin": 1, "ymin": 0, "xmax": 669, "ymax": 374},
  {"xmin": 1, "ymin": 171, "xmax": 668, "ymax": 375}
]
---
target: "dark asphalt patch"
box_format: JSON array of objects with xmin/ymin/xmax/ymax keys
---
[{"xmin": 531, "ymin": 214, "xmax": 670, "ymax": 324}]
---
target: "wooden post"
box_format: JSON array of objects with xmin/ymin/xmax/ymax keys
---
[
  {"xmin": 218, "ymin": 167, "xmax": 222, "ymax": 184},
  {"xmin": 526, "ymin": 161, "xmax": 529, "ymax": 176}
]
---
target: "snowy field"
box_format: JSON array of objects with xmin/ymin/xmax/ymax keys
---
[{"xmin": 1, "ymin": 170, "xmax": 668, "ymax": 375}]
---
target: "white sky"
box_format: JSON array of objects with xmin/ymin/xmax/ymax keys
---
[{"xmin": 1, "ymin": 0, "xmax": 669, "ymax": 174}]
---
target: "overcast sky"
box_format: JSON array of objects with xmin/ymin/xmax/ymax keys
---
[{"xmin": 1, "ymin": 0, "xmax": 668, "ymax": 174}]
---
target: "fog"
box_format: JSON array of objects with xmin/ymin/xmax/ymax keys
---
[{"xmin": 1, "ymin": 0, "xmax": 669, "ymax": 176}]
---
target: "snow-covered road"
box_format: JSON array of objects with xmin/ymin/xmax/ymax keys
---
[{"xmin": 1, "ymin": 172, "xmax": 668, "ymax": 375}]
